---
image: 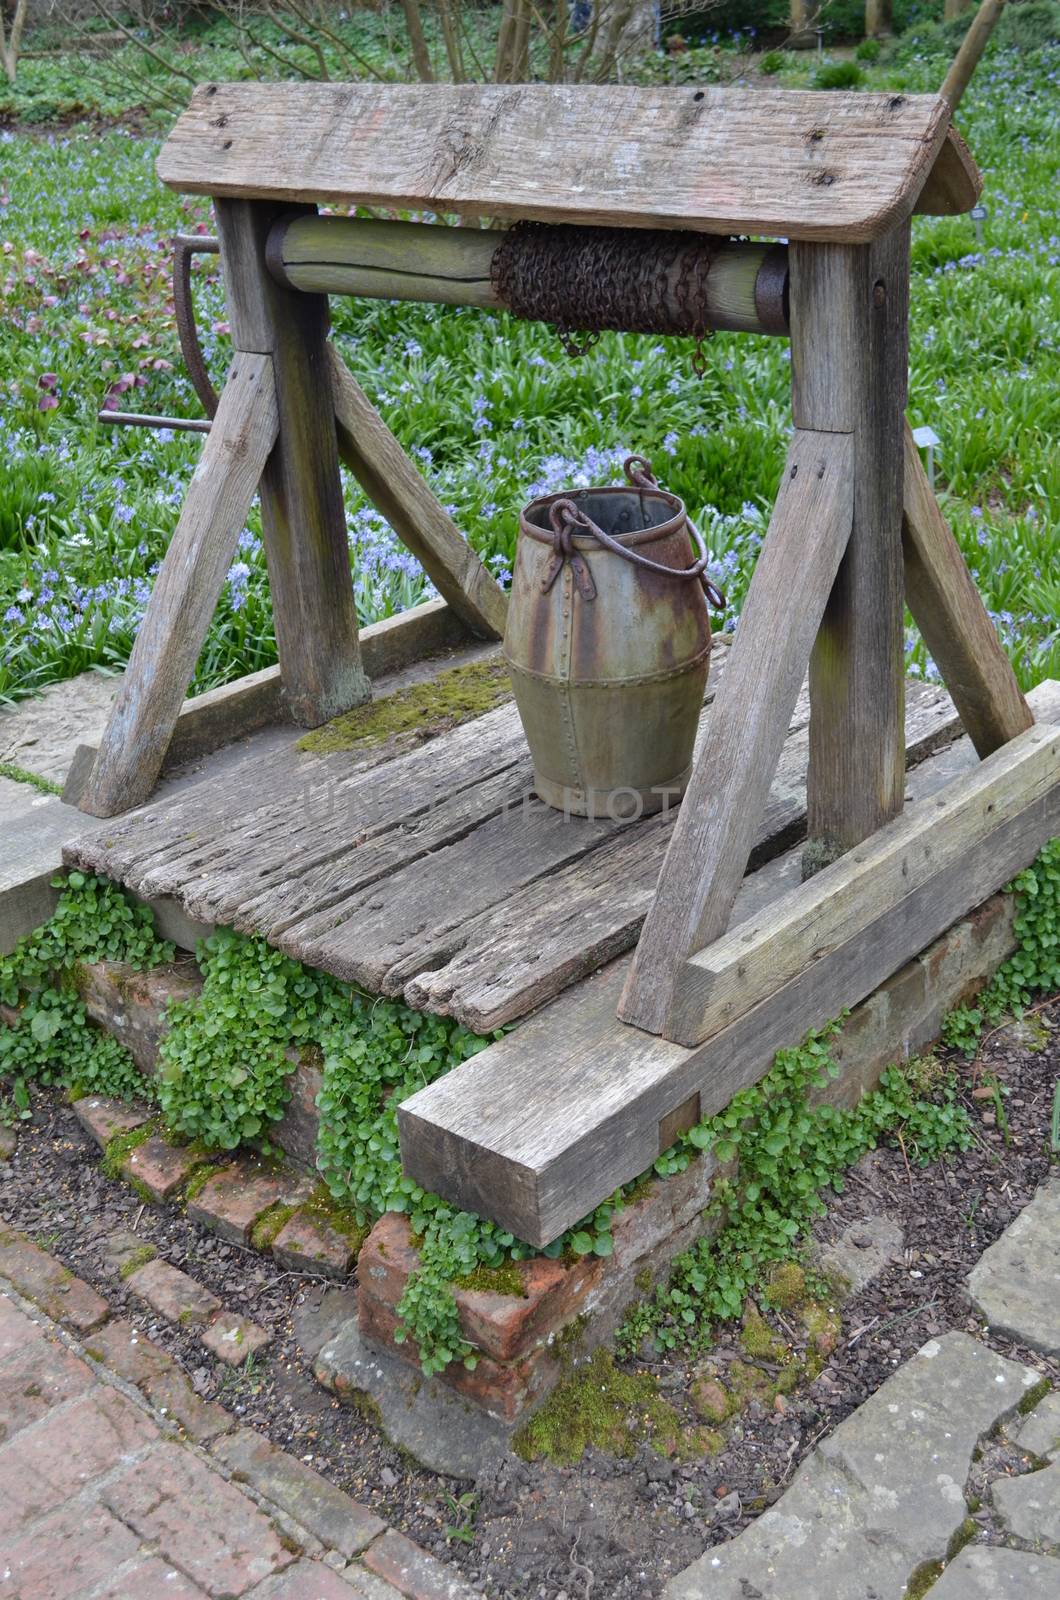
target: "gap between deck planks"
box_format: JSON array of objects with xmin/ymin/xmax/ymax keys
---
[
  {"xmin": 66, "ymin": 649, "xmax": 959, "ymax": 1034},
  {"xmin": 399, "ymin": 678, "xmax": 1060, "ymax": 1246}
]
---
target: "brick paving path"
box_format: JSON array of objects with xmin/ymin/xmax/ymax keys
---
[{"xmin": 0, "ymin": 1230, "xmax": 479, "ymax": 1600}]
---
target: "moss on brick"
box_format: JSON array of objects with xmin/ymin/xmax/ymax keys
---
[
  {"xmin": 296, "ymin": 658, "xmax": 510, "ymax": 755},
  {"xmin": 183, "ymin": 1164, "xmax": 217, "ymax": 1204},
  {"xmin": 119, "ymin": 1245, "xmax": 158, "ymax": 1280},
  {"xmin": 455, "ymin": 1261, "xmax": 526, "ymax": 1298},
  {"xmin": 298, "ymin": 1184, "xmax": 369, "ymax": 1254},
  {"xmin": 250, "ymin": 1202, "xmax": 297, "ymax": 1253},
  {"xmin": 101, "ymin": 1118, "xmax": 160, "ymax": 1182}
]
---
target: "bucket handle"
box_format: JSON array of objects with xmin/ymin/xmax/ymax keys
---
[{"xmin": 546, "ymin": 456, "xmax": 726, "ymax": 609}]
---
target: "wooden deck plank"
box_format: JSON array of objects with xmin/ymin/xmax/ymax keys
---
[
  {"xmin": 403, "ymin": 677, "xmax": 957, "ymax": 1030},
  {"xmin": 156, "ymin": 84, "xmax": 972, "ymax": 243},
  {"xmin": 398, "ymin": 678, "xmax": 1060, "ymax": 1246}
]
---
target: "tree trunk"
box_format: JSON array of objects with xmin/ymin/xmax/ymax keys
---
[{"xmin": 400, "ymin": 0, "xmax": 435, "ymax": 81}]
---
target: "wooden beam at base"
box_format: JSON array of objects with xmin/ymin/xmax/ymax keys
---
[
  {"xmin": 398, "ymin": 677, "xmax": 1060, "ymax": 1246},
  {"xmin": 78, "ymin": 353, "xmax": 279, "ymax": 819},
  {"xmin": 670, "ymin": 721, "xmax": 1060, "ymax": 1047},
  {"xmin": 328, "ymin": 345, "xmax": 508, "ymax": 642},
  {"xmin": 617, "ymin": 428, "xmax": 854, "ymax": 1037},
  {"xmin": 902, "ymin": 420, "xmax": 1032, "ymax": 757}
]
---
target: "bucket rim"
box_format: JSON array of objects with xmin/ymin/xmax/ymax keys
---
[{"xmin": 519, "ymin": 483, "xmax": 687, "ymax": 551}]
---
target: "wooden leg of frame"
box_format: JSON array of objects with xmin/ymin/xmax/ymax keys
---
[
  {"xmin": 327, "ymin": 345, "xmax": 508, "ymax": 642},
  {"xmin": 790, "ymin": 227, "xmax": 911, "ymax": 874},
  {"xmin": 78, "ymin": 353, "xmax": 279, "ymax": 818},
  {"xmin": 214, "ymin": 199, "xmax": 370, "ymax": 727},
  {"xmin": 902, "ymin": 419, "xmax": 1032, "ymax": 756},
  {"xmin": 617, "ymin": 427, "xmax": 855, "ymax": 1037}
]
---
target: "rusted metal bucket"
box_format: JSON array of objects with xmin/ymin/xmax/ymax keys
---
[{"xmin": 504, "ymin": 457, "xmax": 720, "ymax": 820}]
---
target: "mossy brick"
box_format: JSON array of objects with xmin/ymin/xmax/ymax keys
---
[
  {"xmin": 124, "ymin": 1257, "xmax": 222, "ymax": 1327},
  {"xmin": 0, "ymin": 1124, "xmax": 17, "ymax": 1161},
  {"xmin": 272, "ymin": 1209, "xmax": 358, "ymax": 1280},
  {"xmin": 199, "ymin": 1310, "xmax": 271, "ymax": 1367},
  {"xmin": 0, "ymin": 1227, "xmax": 109, "ymax": 1332},
  {"xmin": 187, "ymin": 1162, "xmax": 306, "ymax": 1246},
  {"xmin": 101, "ymin": 1442, "xmax": 296, "ymax": 1595},
  {"xmin": 73, "ymin": 1094, "xmax": 153, "ymax": 1151},
  {"xmin": 124, "ymin": 1136, "xmax": 205, "ymax": 1202},
  {"xmin": 362, "ymin": 1528, "xmax": 484, "ymax": 1600},
  {"xmin": 212, "ymin": 1427, "xmax": 385, "ymax": 1556},
  {"xmin": 76, "ymin": 957, "xmax": 203, "ymax": 1075}
]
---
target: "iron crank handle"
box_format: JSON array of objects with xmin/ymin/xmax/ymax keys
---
[{"xmin": 173, "ymin": 233, "xmax": 221, "ymax": 419}]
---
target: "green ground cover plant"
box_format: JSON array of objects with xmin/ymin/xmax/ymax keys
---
[
  {"xmin": 1, "ymin": 32, "xmax": 1058, "ymax": 705},
  {"xmin": 8, "ymin": 852, "xmax": 1052, "ymax": 1373}
]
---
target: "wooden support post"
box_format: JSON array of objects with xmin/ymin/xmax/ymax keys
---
[
  {"xmin": 78, "ymin": 354, "xmax": 279, "ymax": 817},
  {"xmin": 213, "ymin": 199, "xmax": 370, "ymax": 727},
  {"xmin": 902, "ymin": 420, "xmax": 1032, "ymax": 756},
  {"xmin": 790, "ymin": 225, "xmax": 910, "ymax": 875},
  {"xmin": 618, "ymin": 428, "xmax": 855, "ymax": 1037},
  {"xmin": 327, "ymin": 346, "xmax": 508, "ymax": 641}
]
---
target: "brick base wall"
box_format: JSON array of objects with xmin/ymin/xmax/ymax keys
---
[{"xmin": 71, "ymin": 892, "xmax": 1017, "ymax": 1421}]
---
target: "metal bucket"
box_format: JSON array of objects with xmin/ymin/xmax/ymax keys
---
[{"xmin": 504, "ymin": 457, "xmax": 720, "ymax": 820}]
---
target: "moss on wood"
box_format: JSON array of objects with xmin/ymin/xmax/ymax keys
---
[{"xmin": 295, "ymin": 657, "xmax": 510, "ymax": 755}]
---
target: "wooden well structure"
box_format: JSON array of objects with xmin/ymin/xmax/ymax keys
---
[{"xmin": 72, "ymin": 82, "xmax": 1060, "ymax": 1249}]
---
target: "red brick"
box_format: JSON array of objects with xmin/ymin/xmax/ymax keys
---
[
  {"xmin": 0, "ymin": 1500, "xmax": 140, "ymax": 1600},
  {"xmin": 357, "ymin": 1292, "xmax": 547, "ymax": 1424},
  {"xmin": 77, "ymin": 956, "xmax": 203, "ymax": 1075},
  {"xmin": 200, "ymin": 1310, "xmax": 271, "ymax": 1366},
  {"xmin": 213, "ymin": 1427, "xmax": 385, "ymax": 1557},
  {"xmin": 0, "ymin": 1292, "xmax": 44, "ymax": 1359},
  {"xmin": 102, "ymin": 1441, "xmax": 297, "ymax": 1595},
  {"xmin": 84, "ymin": 1314, "xmax": 172, "ymax": 1381},
  {"xmin": 188, "ymin": 1162, "xmax": 301, "ymax": 1245},
  {"xmin": 125, "ymin": 1257, "xmax": 221, "ymax": 1326},
  {"xmin": 89, "ymin": 1557, "xmax": 207, "ymax": 1599},
  {"xmin": 0, "ymin": 1226, "xmax": 109, "ymax": 1331},
  {"xmin": 362, "ymin": 1529, "xmax": 482, "ymax": 1600},
  {"xmin": 358, "ymin": 1213, "xmax": 601, "ymax": 1365},
  {"xmin": 272, "ymin": 1209, "xmax": 358, "ymax": 1280},
  {"xmin": 0, "ymin": 1331, "xmax": 94, "ymax": 1441},
  {"xmin": 72, "ymin": 1093, "xmax": 152, "ymax": 1150},
  {"xmin": 139, "ymin": 1367, "xmax": 234, "ymax": 1444},
  {"xmin": 251, "ymin": 1561, "xmax": 396, "ymax": 1599},
  {"xmin": 125, "ymin": 1135, "xmax": 207, "ymax": 1201},
  {"xmin": 0, "ymin": 1385, "xmax": 158, "ymax": 1534}
]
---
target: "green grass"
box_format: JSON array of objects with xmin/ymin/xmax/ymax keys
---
[{"xmin": 0, "ymin": 30, "xmax": 1057, "ymax": 707}]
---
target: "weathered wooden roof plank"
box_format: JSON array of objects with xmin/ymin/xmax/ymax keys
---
[{"xmin": 157, "ymin": 84, "xmax": 979, "ymax": 242}]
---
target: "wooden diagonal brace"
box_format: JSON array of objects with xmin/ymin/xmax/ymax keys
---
[
  {"xmin": 327, "ymin": 344, "xmax": 508, "ymax": 642},
  {"xmin": 902, "ymin": 420, "xmax": 1032, "ymax": 756},
  {"xmin": 617, "ymin": 428, "xmax": 855, "ymax": 1037},
  {"xmin": 78, "ymin": 354, "xmax": 279, "ymax": 818}
]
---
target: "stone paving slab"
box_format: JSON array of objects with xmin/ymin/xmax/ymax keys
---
[
  {"xmin": 968, "ymin": 1175, "xmax": 1060, "ymax": 1356},
  {"xmin": 926, "ymin": 1544, "xmax": 1060, "ymax": 1598},
  {"xmin": 992, "ymin": 1458, "xmax": 1060, "ymax": 1548},
  {"xmin": 1017, "ymin": 1390, "xmax": 1060, "ymax": 1460},
  {"xmin": 664, "ymin": 1333, "xmax": 1041, "ymax": 1600},
  {"xmin": 0, "ymin": 1230, "xmax": 478, "ymax": 1598}
]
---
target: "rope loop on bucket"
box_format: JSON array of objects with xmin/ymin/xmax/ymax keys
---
[{"xmin": 541, "ymin": 456, "xmax": 726, "ymax": 610}]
